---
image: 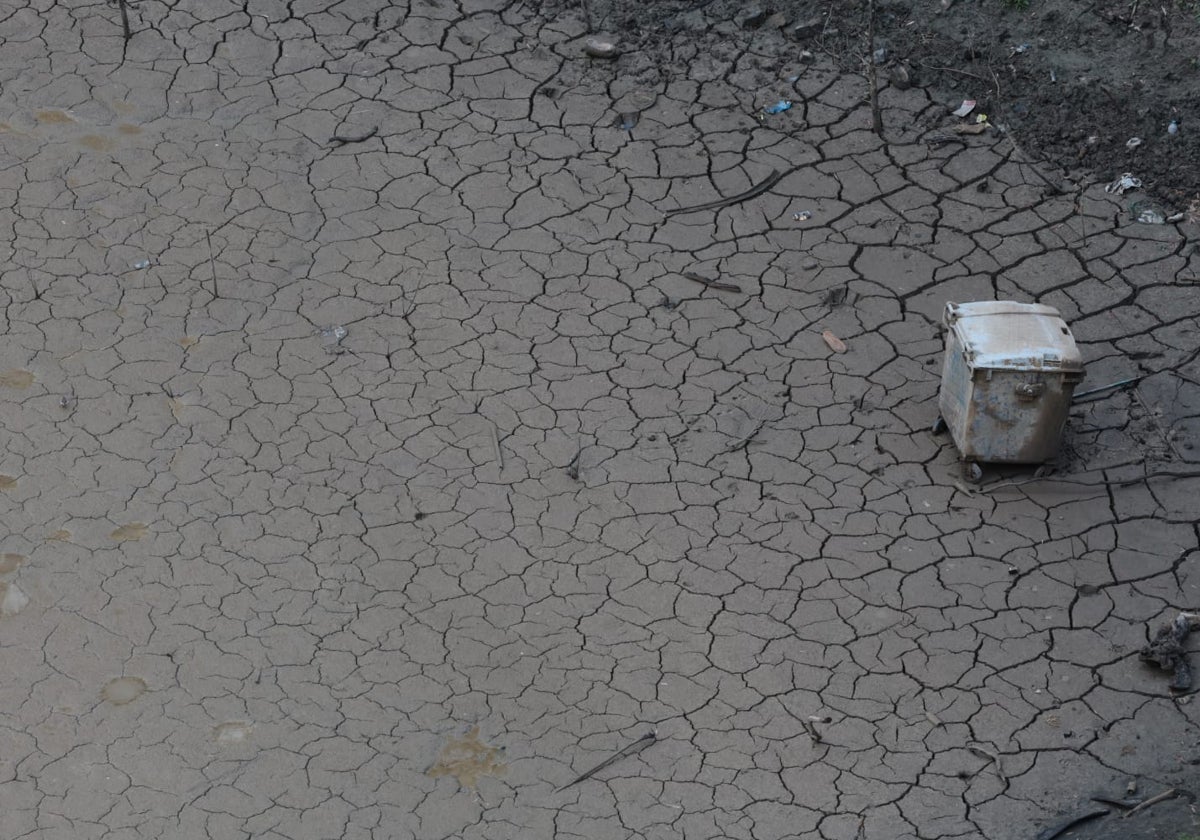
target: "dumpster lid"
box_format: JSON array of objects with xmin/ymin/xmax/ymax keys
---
[{"xmin": 944, "ymin": 301, "xmax": 1084, "ymax": 372}]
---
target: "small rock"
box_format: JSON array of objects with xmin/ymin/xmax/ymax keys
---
[
  {"xmin": 802, "ymin": 257, "xmax": 819, "ymax": 270},
  {"xmin": 798, "ymin": 50, "xmax": 815, "ymax": 64},
  {"xmin": 742, "ymin": 9, "xmax": 768, "ymax": 28},
  {"xmin": 583, "ymin": 37, "xmax": 619, "ymax": 58},
  {"xmin": 764, "ymin": 11, "xmax": 788, "ymax": 28},
  {"xmin": 889, "ymin": 63, "xmax": 912, "ymax": 89},
  {"xmin": 789, "ymin": 16, "xmax": 824, "ymax": 40}
]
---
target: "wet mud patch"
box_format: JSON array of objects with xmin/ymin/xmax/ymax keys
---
[
  {"xmin": 427, "ymin": 727, "xmax": 507, "ymax": 790},
  {"xmin": 213, "ymin": 721, "xmax": 254, "ymax": 745},
  {"xmin": 110, "ymin": 523, "xmax": 148, "ymax": 541},
  {"xmin": 102, "ymin": 677, "xmax": 147, "ymax": 705},
  {"xmin": 0, "ymin": 370, "xmax": 34, "ymax": 389}
]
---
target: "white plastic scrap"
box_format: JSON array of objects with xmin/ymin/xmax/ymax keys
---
[
  {"xmin": 952, "ymin": 99, "xmax": 976, "ymax": 118},
  {"xmin": 1105, "ymin": 173, "xmax": 1142, "ymax": 195},
  {"xmin": 1126, "ymin": 136, "xmax": 1143, "ymax": 150}
]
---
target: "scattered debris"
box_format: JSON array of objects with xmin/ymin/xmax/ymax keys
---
[
  {"xmin": 1013, "ymin": 42, "xmax": 1032, "ymax": 54},
  {"xmin": 792, "ymin": 210, "xmax": 813, "ymax": 221},
  {"xmin": 1126, "ymin": 136, "xmax": 1143, "ymax": 150},
  {"xmin": 1127, "ymin": 780, "xmax": 1138, "ymax": 796},
  {"xmin": 664, "ymin": 169, "xmax": 783, "ymax": 216},
  {"xmin": 802, "ymin": 716, "xmax": 826, "ymax": 743},
  {"xmin": 872, "ymin": 46, "xmax": 888, "ymax": 64},
  {"xmin": 1105, "ymin": 173, "xmax": 1142, "ymax": 195},
  {"xmin": 1050, "ymin": 69, "xmax": 1057, "ymax": 83},
  {"xmin": 1072, "ymin": 375, "xmax": 1143, "ymax": 401},
  {"xmin": 557, "ymin": 730, "xmax": 656, "ymax": 791},
  {"xmin": 566, "ymin": 437, "xmax": 582, "ymax": 480},
  {"xmin": 821, "ymin": 329, "xmax": 847, "ymax": 353},
  {"xmin": 762, "ymin": 100, "xmax": 792, "ymax": 115},
  {"xmin": 926, "ymin": 132, "xmax": 965, "ymax": 148},
  {"xmin": 789, "ymin": 17, "xmax": 824, "ymax": 40},
  {"xmin": 967, "ymin": 744, "xmax": 1006, "ymax": 781},
  {"xmin": 0, "ymin": 581, "xmax": 29, "ymax": 616},
  {"xmin": 1169, "ymin": 119, "xmax": 1179, "ymax": 135},
  {"xmin": 320, "ymin": 325, "xmax": 349, "ymax": 354},
  {"xmin": 329, "ymin": 126, "xmax": 379, "ymax": 147},
  {"xmin": 924, "ymin": 710, "xmax": 943, "ymax": 727},
  {"xmin": 1090, "ymin": 794, "xmax": 1142, "ymax": 810},
  {"xmin": 683, "ymin": 271, "xmax": 741, "ymax": 293},
  {"xmin": 952, "ymin": 122, "xmax": 989, "ymax": 135},
  {"xmin": 822, "ymin": 286, "xmax": 848, "ymax": 307},
  {"xmin": 1034, "ymin": 807, "xmax": 1109, "ymax": 840},
  {"xmin": 742, "ymin": 9, "xmax": 768, "ymax": 28},
  {"xmin": 582, "ymin": 37, "xmax": 619, "ymax": 58},
  {"xmin": 1139, "ymin": 612, "xmax": 1200, "ymax": 692},
  {"xmin": 889, "ymin": 63, "xmax": 912, "ymax": 89},
  {"xmin": 951, "ymin": 99, "xmax": 976, "ymax": 118},
  {"xmin": 616, "ymin": 111, "xmax": 639, "ymax": 131},
  {"xmin": 1122, "ymin": 788, "xmax": 1177, "ymax": 819},
  {"xmin": 798, "ymin": 49, "xmax": 815, "ymax": 64},
  {"xmin": 487, "ymin": 419, "xmax": 503, "ymax": 468},
  {"xmin": 133, "ymin": 259, "xmax": 150, "ymax": 269},
  {"xmin": 1130, "ymin": 199, "xmax": 1168, "ymax": 225}
]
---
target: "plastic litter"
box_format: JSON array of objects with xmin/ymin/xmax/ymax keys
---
[
  {"xmin": 320, "ymin": 325, "xmax": 349, "ymax": 354},
  {"xmin": 792, "ymin": 210, "xmax": 813, "ymax": 221},
  {"xmin": 1013, "ymin": 42, "xmax": 1031, "ymax": 53},
  {"xmin": 872, "ymin": 47, "xmax": 888, "ymax": 64},
  {"xmin": 1126, "ymin": 136, "xmax": 1143, "ymax": 150},
  {"xmin": 617, "ymin": 111, "xmax": 639, "ymax": 131},
  {"xmin": 1140, "ymin": 612, "xmax": 1200, "ymax": 692},
  {"xmin": 975, "ymin": 113, "xmax": 989, "ymax": 124},
  {"xmin": 1130, "ymin": 199, "xmax": 1167, "ymax": 225},
  {"xmin": 133, "ymin": 259, "xmax": 150, "ymax": 269},
  {"xmin": 821, "ymin": 329, "xmax": 847, "ymax": 354},
  {"xmin": 1168, "ymin": 119, "xmax": 1179, "ymax": 135},
  {"xmin": 952, "ymin": 99, "xmax": 976, "ymax": 118},
  {"xmin": 582, "ymin": 37, "xmax": 619, "ymax": 58},
  {"xmin": 1105, "ymin": 173, "xmax": 1142, "ymax": 195},
  {"xmin": 763, "ymin": 100, "xmax": 792, "ymax": 115}
]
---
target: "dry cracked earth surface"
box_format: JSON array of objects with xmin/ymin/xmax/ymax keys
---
[{"xmin": 3, "ymin": 1, "xmax": 1200, "ymax": 839}]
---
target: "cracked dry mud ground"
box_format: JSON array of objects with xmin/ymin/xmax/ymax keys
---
[{"xmin": 2, "ymin": 2, "xmax": 1200, "ymax": 839}]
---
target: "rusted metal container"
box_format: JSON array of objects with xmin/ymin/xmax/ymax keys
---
[{"xmin": 938, "ymin": 301, "xmax": 1085, "ymax": 465}]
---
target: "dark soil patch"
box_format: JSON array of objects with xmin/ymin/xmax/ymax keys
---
[{"xmin": 563, "ymin": 0, "xmax": 1200, "ymax": 217}]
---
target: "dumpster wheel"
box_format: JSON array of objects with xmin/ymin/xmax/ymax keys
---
[{"xmin": 962, "ymin": 462, "xmax": 984, "ymax": 483}]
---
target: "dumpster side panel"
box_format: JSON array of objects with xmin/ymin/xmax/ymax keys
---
[{"xmin": 962, "ymin": 369, "xmax": 1078, "ymax": 463}]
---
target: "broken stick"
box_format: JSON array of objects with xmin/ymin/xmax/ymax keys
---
[
  {"xmin": 1122, "ymin": 787, "xmax": 1177, "ymax": 819},
  {"xmin": 967, "ymin": 744, "xmax": 1006, "ymax": 781},
  {"xmin": 330, "ymin": 126, "xmax": 380, "ymax": 147},
  {"xmin": 682, "ymin": 272, "xmax": 741, "ymax": 294},
  {"xmin": 557, "ymin": 730, "xmax": 656, "ymax": 791},
  {"xmin": 664, "ymin": 170, "xmax": 783, "ymax": 216}
]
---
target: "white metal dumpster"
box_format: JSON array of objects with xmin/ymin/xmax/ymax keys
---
[{"xmin": 938, "ymin": 301, "xmax": 1085, "ymax": 464}]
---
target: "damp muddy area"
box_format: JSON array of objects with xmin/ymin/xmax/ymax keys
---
[{"xmin": 564, "ymin": 0, "xmax": 1200, "ymax": 214}]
